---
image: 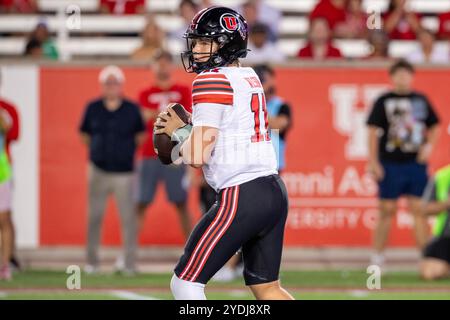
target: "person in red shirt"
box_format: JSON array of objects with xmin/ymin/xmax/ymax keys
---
[
  {"xmin": 437, "ymin": 11, "xmax": 450, "ymax": 40},
  {"xmin": 309, "ymin": 0, "xmax": 347, "ymax": 34},
  {"xmin": 0, "ymin": 0, "xmax": 37, "ymax": 13},
  {"xmin": 136, "ymin": 50, "xmax": 193, "ymax": 239},
  {"xmin": 383, "ymin": 0, "xmax": 421, "ymax": 40},
  {"xmin": 335, "ymin": 0, "xmax": 368, "ymax": 38},
  {"xmin": 99, "ymin": 0, "xmax": 145, "ymax": 15},
  {"xmin": 0, "ymin": 71, "xmax": 20, "ymax": 280},
  {"xmin": 0, "ymin": 103, "xmax": 19, "ymax": 162},
  {"xmin": 298, "ymin": 18, "xmax": 343, "ymax": 60}
]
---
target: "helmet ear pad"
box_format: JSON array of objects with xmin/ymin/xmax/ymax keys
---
[{"xmin": 216, "ymin": 34, "xmax": 248, "ymax": 63}]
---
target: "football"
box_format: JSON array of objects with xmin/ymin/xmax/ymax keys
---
[{"xmin": 153, "ymin": 103, "xmax": 191, "ymax": 165}]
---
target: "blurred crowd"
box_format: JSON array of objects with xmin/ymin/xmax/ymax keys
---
[{"xmin": 1, "ymin": 0, "xmax": 450, "ymax": 64}]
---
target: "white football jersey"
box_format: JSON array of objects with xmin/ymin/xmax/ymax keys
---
[{"xmin": 191, "ymin": 66, "xmax": 278, "ymax": 191}]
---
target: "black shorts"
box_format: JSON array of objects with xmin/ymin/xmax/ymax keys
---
[
  {"xmin": 423, "ymin": 237, "xmax": 450, "ymax": 264},
  {"xmin": 174, "ymin": 174, "xmax": 288, "ymax": 285}
]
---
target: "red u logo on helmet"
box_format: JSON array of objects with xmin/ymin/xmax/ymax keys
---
[{"xmin": 221, "ymin": 14, "xmax": 239, "ymax": 32}]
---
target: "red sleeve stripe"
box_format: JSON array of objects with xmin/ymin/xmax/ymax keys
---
[
  {"xmin": 193, "ymin": 80, "xmax": 231, "ymax": 87},
  {"xmin": 192, "ymin": 86, "xmax": 233, "ymax": 93},
  {"xmin": 193, "ymin": 94, "xmax": 233, "ymax": 105},
  {"xmin": 192, "ymin": 91, "xmax": 233, "ymax": 97},
  {"xmin": 196, "ymin": 73, "xmax": 227, "ymax": 80},
  {"xmin": 193, "ymin": 80, "xmax": 233, "ymax": 93}
]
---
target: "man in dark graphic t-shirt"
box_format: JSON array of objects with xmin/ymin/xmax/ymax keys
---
[{"xmin": 366, "ymin": 59, "xmax": 440, "ymax": 270}]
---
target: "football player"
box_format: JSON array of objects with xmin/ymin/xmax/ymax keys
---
[{"xmin": 155, "ymin": 6, "xmax": 293, "ymax": 300}]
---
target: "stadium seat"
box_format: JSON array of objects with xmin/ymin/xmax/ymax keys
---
[{"xmin": 0, "ymin": 0, "xmax": 448, "ymax": 59}]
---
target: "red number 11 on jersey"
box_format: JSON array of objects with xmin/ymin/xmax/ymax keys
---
[{"xmin": 250, "ymin": 93, "xmax": 270, "ymax": 143}]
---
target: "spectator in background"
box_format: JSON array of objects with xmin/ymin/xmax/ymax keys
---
[
  {"xmin": 335, "ymin": 0, "xmax": 368, "ymax": 38},
  {"xmin": 309, "ymin": 0, "xmax": 347, "ymax": 36},
  {"xmin": 136, "ymin": 50, "xmax": 193, "ymax": 240},
  {"xmin": 170, "ymin": 0, "xmax": 199, "ymax": 42},
  {"xmin": 420, "ymin": 164, "xmax": 450, "ymax": 280},
  {"xmin": 254, "ymin": 64, "xmax": 292, "ymax": 173},
  {"xmin": 0, "ymin": 106, "xmax": 14, "ymax": 281},
  {"xmin": 250, "ymin": 0, "xmax": 281, "ymax": 41},
  {"xmin": 0, "ymin": 71, "xmax": 20, "ymax": 280},
  {"xmin": 80, "ymin": 66, "xmax": 145, "ymax": 275},
  {"xmin": 99, "ymin": 0, "xmax": 145, "ymax": 15},
  {"xmin": 26, "ymin": 22, "xmax": 58, "ymax": 60},
  {"xmin": 198, "ymin": 0, "xmax": 213, "ymax": 10},
  {"xmin": 131, "ymin": 19, "xmax": 166, "ymax": 61},
  {"xmin": 366, "ymin": 59, "xmax": 440, "ymax": 271},
  {"xmin": 407, "ymin": 29, "xmax": 449, "ymax": 64},
  {"xmin": 241, "ymin": 1, "xmax": 258, "ymax": 28},
  {"xmin": 0, "ymin": 0, "xmax": 37, "ymax": 13},
  {"xmin": 240, "ymin": 0, "xmax": 280, "ymax": 42},
  {"xmin": 365, "ymin": 30, "xmax": 391, "ymax": 60},
  {"xmin": 246, "ymin": 23, "xmax": 284, "ymax": 64},
  {"xmin": 297, "ymin": 18, "xmax": 343, "ymax": 60},
  {"xmin": 384, "ymin": 0, "xmax": 421, "ymax": 40},
  {"xmin": 24, "ymin": 38, "xmax": 43, "ymax": 58},
  {"xmin": 437, "ymin": 11, "xmax": 450, "ymax": 40}
]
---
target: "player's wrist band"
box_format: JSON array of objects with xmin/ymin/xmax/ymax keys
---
[{"xmin": 172, "ymin": 124, "xmax": 193, "ymax": 144}]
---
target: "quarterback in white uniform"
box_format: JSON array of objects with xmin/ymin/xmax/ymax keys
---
[
  {"xmin": 155, "ymin": 6, "xmax": 293, "ymax": 300},
  {"xmin": 190, "ymin": 66, "xmax": 278, "ymax": 192}
]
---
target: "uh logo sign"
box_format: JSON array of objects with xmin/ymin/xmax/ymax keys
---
[{"xmin": 329, "ymin": 84, "xmax": 388, "ymax": 160}]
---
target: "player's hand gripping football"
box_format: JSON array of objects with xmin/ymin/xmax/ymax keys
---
[{"xmin": 154, "ymin": 104, "xmax": 190, "ymax": 137}]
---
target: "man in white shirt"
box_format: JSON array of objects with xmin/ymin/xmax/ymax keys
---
[
  {"xmin": 246, "ymin": 23, "xmax": 285, "ymax": 64},
  {"xmin": 407, "ymin": 29, "xmax": 449, "ymax": 64}
]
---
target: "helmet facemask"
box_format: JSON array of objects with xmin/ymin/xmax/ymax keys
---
[{"xmin": 181, "ymin": 35, "xmax": 231, "ymax": 73}]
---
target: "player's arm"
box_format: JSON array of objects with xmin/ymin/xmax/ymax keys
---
[
  {"xmin": 154, "ymin": 106, "xmax": 218, "ymax": 168},
  {"xmin": 156, "ymin": 72, "xmax": 232, "ymax": 166},
  {"xmin": 179, "ymin": 126, "xmax": 218, "ymax": 168}
]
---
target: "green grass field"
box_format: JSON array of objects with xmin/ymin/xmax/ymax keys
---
[{"xmin": 1, "ymin": 269, "xmax": 450, "ymax": 300}]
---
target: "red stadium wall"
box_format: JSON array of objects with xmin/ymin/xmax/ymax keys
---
[{"xmin": 39, "ymin": 66, "xmax": 450, "ymax": 247}]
